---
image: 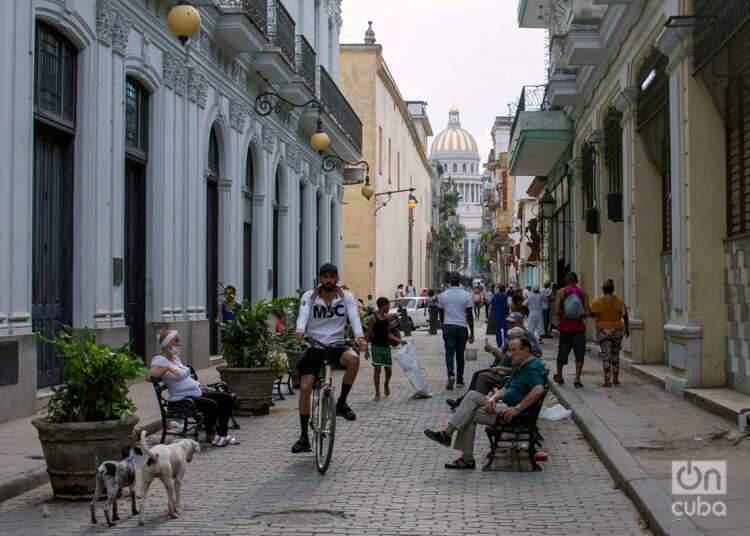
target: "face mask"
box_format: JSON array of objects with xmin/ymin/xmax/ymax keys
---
[{"xmin": 170, "ymin": 345, "xmax": 181, "ymax": 357}]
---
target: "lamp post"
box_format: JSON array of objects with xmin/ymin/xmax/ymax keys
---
[
  {"xmin": 359, "ymin": 176, "xmax": 416, "ymax": 213},
  {"xmin": 407, "ymin": 193, "xmax": 417, "ymax": 280},
  {"xmin": 254, "ymin": 92, "xmax": 331, "ymax": 152},
  {"xmin": 167, "ymin": 0, "xmax": 201, "ymax": 46},
  {"xmin": 321, "ymin": 154, "xmax": 369, "ymax": 185}
]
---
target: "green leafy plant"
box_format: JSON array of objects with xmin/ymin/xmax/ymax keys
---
[
  {"xmin": 41, "ymin": 326, "xmax": 146, "ymax": 423},
  {"xmin": 270, "ymin": 291, "xmax": 307, "ymax": 351},
  {"xmin": 221, "ymin": 299, "xmax": 285, "ymax": 372}
]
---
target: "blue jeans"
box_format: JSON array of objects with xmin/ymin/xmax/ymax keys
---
[
  {"xmin": 442, "ymin": 325, "xmax": 468, "ymax": 383},
  {"xmin": 494, "ymin": 318, "xmax": 508, "ymax": 346}
]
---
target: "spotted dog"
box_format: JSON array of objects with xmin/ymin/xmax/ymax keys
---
[{"xmin": 90, "ymin": 445, "xmax": 142, "ymax": 526}]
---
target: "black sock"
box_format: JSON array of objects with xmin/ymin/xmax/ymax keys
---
[
  {"xmin": 300, "ymin": 414, "xmax": 310, "ymax": 439},
  {"xmin": 338, "ymin": 382, "xmax": 353, "ymax": 406}
]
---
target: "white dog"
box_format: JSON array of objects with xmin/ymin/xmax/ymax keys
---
[{"xmin": 137, "ymin": 431, "xmax": 199, "ymax": 525}]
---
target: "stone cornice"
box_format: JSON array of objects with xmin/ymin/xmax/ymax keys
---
[{"xmin": 612, "ymin": 87, "xmax": 638, "ymax": 112}]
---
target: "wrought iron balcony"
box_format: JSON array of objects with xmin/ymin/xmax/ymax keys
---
[
  {"xmin": 693, "ymin": 0, "xmax": 750, "ymax": 73},
  {"xmin": 318, "ymin": 66, "xmax": 363, "ymax": 152},
  {"xmin": 267, "ymin": 0, "xmax": 296, "ymax": 68},
  {"xmin": 296, "ymin": 34, "xmax": 316, "ymax": 92},
  {"xmin": 216, "ymin": 0, "xmax": 267, "ymax": 35}
]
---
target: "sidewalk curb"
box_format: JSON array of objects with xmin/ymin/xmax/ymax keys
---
[
  {"xmin": 551, "ymin": 383, "xmax": 703, "ymax": 536},
  {"xmin": 0, "ymin": 417, "xmax": 162, "ymax": 504}
]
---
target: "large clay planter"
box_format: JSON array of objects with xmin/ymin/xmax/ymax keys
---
[
  {"xmin": 285, "ymin": 350, "xmax": 305, "ymax": 389},
  {"xmin": 32, "ymin": 416, "xmax": 139, "ymax": 500},
  {"xmin": 216, "ymin": 365, "xmax": 276, "ymax": 416}
]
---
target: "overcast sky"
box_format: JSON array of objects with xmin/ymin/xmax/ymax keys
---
[{"xmin": 339, "ymin": 0, "xmax": 547, "ymax": 165}]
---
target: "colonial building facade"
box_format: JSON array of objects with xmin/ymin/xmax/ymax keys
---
[
  {"xmin": 510, "ymin": 0, "xmax": 750, "ymax": 400},
  {"xmin": 0, "ymin": 0, "xmax": 361, "ymax": 423},
  {"xmin": 339, "ymin": 25, "xmax": 432, "ymax": 303}
]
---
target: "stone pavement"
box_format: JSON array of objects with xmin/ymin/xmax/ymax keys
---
[
  {"xmin": 0, "ymin": 321, "xmax": 650, "ymax": 535},
  {"xmin": 543, "ymin": 338, "xmax": 750, "ymax": 536}
]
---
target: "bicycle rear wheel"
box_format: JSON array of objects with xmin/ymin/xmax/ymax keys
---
[{"xmin": 314, "ymin": 388, "xmax": 336, "ymax": 473}]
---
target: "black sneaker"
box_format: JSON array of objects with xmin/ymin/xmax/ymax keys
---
[
  {"xmin": 291, "ymin": 436, "xmax": 311, "ymax": 453},
  {"xmin": 445, "ymin": 398, "xmax": 459, "ymax": 409},
  {"xmin": 456, "ymin": 381, "xmax": 465, "ymax": 388},
  {"xmin": 336, "ymin": 402, "xmax": 356, "ymax": 421}
]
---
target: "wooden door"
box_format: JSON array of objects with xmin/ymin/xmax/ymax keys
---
[{"xmin": 32, "ymin": 125, "xmax": 74, "ymax": 387}]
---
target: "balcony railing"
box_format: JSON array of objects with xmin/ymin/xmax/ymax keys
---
[
  {"xmin": 318, "ymin": 66, "xmax": 363, "ymax": 152},
  {"xmin": 216, "ymin": 0, "xmax": 268, "ymax": 34},
  {"xmin": 510, "ymin": 84, "xmax": 549, "ymax": 143},
  {"xmin": 693, "ymin": 0, "xmax": 750, "ymax": 73},
  {"xmin": 296, "ymin": 34, "xmax": 316, "ymax": 91},
  {"xmin": 268, "ymin": 0, "xmax": 296, "ymax": 68}
]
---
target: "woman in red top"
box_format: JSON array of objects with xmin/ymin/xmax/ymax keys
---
[{"xmin": 553, "ymin": 272, "xmax": 590, "ymax": 388}]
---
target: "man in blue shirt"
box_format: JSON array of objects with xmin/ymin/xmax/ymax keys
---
[
  {"xmin": 424, "ymin": 337, "xmax": 547, "ymax": 469},
  {"xmin": 490, "ymin": 283, "xmax": 509, "ymax": 346}
]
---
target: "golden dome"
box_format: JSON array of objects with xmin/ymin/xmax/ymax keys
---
[
  {"xmin": 449, "ymin": 105, "xmax": 459, "ymax": 112},
  {"xmin": 430, "ymin": 128, "xmax": 477, "ymax": 154}
]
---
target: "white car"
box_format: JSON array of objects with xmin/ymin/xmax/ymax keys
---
[{"xmin": 389, "ymin": 297, "xmax": 429, "ymax": 331}]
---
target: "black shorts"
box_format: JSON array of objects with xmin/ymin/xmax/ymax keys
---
[{"xmin": 297, "ymin": 346, "xmax": 350, "ymax": 378}]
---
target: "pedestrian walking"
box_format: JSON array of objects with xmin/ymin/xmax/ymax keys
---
[
  {"xmin": 406, "ymin": 279, "xmax": 416, "ymax": 297},
  {"xmin": 540, "ymin": 281, "xmax": 552, "ymax": 336},
  {"xmin": 395, "ymin": 283, "xmax": 405, "ymax": 298},
  {"xmin": 553, "ymin": 272, "xmax": 590, "ymax": 388},
  {"xmin": 364, "ymin": 297, "xmax": 407, "ymax": 400},
  {"xmin": 437, "ymin": 271, "xmax": 475, "ymax": 390},
  {"xmin": 483, "ymin": 287, "xmax": 493, "ymax": 319},
  {"xmin": 523, "ymin": 285, "xmax": 545, "ymax": 342},
  {"xmin": 590, "ymin": 279, "xmax": 630, "ymax": 387},
  {"xmin": 490, "ymin": 284, "xmax": 509, "ymax": 346},
  {"xmin": 472, "ymin": 288, "xmax": 482, "ymax": 319}
]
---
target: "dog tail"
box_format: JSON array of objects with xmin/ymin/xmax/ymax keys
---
[{"xmin": 138, "ymin": 430, "xmax": 159, "ymax": 466}]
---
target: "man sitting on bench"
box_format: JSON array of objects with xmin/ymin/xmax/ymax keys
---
[{"xmin": 424, "ymin": 337, "xmax": 547, "ymax": 469}]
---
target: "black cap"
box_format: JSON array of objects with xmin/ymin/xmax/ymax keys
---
[
  {"xmin": 318, "ymin": 263, "xmax": 338, "ymax": 276},
  {"xmin": 449, "ymin": 270, "xmax": 460, "ymax": 283}
]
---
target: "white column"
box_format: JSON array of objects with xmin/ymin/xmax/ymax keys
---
[
  {"xmin": 301, "ymin": 176, "xmax": 315, "ymax": 289},
  {"xmin": 621, "ymin": 122, "xmax": 632, "ymax": 307},
  {"xmin": 0, "ymin": 0, "xmax": 33, "ymax": 335},
  {"xmin": 109, "ymin": 48, "xmax": 126, "ymax": 328},
  {"xmin": 668, "ymin": 70, "xmax": 683, "ymax": 311}
]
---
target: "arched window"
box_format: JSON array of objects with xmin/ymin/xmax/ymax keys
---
[
  {"xmin": 206, "ymin": 127, "xmax": 220, "ymax": 355},
  {"xmin": 34, "ymin": 22, "xmax": 77, "ymax": 126},
  {"xmin": 208, "ymin": 129, "xmax": 220, "ymax": 179},
  {"xmin": 245, "ymin": 146, "xmax": 254, "ymax": 192},
  {"xmin": 125, "ymin": 79, "xmax": 148, "ymax": 157},
  {"xmin": 453, "ymin": 163, "xmax": 457, "ymax": 173},
  {"xmin": 462, "ymin": 163, "xmax": 466, "ymax": 173}
]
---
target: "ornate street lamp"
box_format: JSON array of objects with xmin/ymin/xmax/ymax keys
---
[
  {"xmin": 539, "ymin": 187, "xmax": 556, "ymax": 219},
  {"xmin": 408, "ymin": 192, "xmax": 418, "ymax": 210},
  {"xmin": 167, "ymin": 1, "xmax": 201, "ymax": 46},
  {"xmin": 321, "ymin": 154, "xmax": 369, "ymax": 185},
  {"xmin": 254, "ymin": 93, "xmax": 330, "ymax": 152}
]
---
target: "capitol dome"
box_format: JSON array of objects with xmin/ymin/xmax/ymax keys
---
[{"xmin": 430, "ymin": 106, "xmax": 479, "ymax": 157}]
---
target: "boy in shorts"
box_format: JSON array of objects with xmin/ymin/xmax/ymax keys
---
[{"xmin": 364, "ymin": 297, "xmax": 407, "ymax": 400}]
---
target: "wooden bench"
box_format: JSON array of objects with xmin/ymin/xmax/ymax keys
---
[
  {"xmin": 483, "ymin": 374, "xmax": 549, "ymax": 472},
  {"xmin": 150, "ymin": 366, "xmax": 239, "ymax": 444}
]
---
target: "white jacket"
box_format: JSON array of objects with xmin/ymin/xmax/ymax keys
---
[{"xmin": 295, "ymin": 287, "xmax": 363, "ymax": 345}]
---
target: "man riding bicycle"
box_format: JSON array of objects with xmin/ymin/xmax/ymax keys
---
[{"xmin": 291, "ymin": 263, "xmax": 366, "ymax": 453}]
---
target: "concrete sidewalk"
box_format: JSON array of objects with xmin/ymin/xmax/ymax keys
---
[
  {"xmin": 0, "ymin": 362, "xmax": 223, "ymax": 503},
  {"xmin": 542, "ymin": 339, "xmax": 750, "ymax": 536}
]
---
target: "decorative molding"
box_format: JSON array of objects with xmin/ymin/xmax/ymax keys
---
[
  {"xmin": 96, "ymin": 0, "xmax": 132, "ymax": 54},
  {"xmin": 585, "ymin": 129, "xmax": 605, "ymax": 146},
  {"xmin": 337, "ymin": 185, "xmax": 345, "ymax": 202},
  {"xmin": 664, "ymin": 321, "xmax": 703, "ymax": 339},
  {"xmin": 187, "ymin": 68, "xmax": 208, "ymax": 107},
  {"xmin": 263, "ymin": 128, "xmax": 277, "ymax": 152},
  {"xmin": 163, "ymin": 51, "xmax": 187, "ymax": 95},
  {"xmin": 229, "ymin": 100, "xmax": 249, "ymax": 131},
  {"xmin": 251, "ymin": 194, "xmax": 266, "ymax": 207},
  {"xmin": 218, "ymin": 178, "xmax": 233, "ymax": 192},
  {"xmin": 288, "ymin": 149, "xmax": 303, "ymax": 173},
  {"xmin": 567, "ymin": 157, "xmax": 583, "ymax": 177},
  {"xmin": 612, "ymin": 87, "xmax": 638, "ymax": 112}
]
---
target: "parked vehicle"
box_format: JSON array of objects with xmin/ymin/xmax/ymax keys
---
[{"xmin": 389, "ymin": 297, "xmax": 429, "ymax": 331}]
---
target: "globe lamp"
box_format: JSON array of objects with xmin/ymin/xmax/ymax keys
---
[{"xmin": 167, "ymin": 1, "xmax": 201, "ymax": 46}]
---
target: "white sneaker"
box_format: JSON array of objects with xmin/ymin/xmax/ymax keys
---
[{"xmin": 446, "ymin": 376, "xmax": 455, "ymax": 390}]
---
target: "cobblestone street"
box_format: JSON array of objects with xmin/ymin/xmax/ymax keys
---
[{"xmin": 0, "ymin": 327, "xmax": 649, "ymax": 535}]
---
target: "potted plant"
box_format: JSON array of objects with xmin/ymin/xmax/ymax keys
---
[
  {"xmin": 217, "ymin": 299, "xmax": 285, "ymax": 415},
  {"xmin": 273, "ymin": 291, "xmax": 307, "ymax": 388},
  {"xmin": 32, "ymin": 326, "xmax": 146, "ymax": 499}
]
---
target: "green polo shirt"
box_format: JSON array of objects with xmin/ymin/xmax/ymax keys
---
[{"xmin": 501, "ymin": 358, "xmax": 547, "ymax": 407}]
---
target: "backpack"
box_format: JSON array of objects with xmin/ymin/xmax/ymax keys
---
[{"xmin": 563, "ymin": 289, "xmax": 584, "ymax": 319}]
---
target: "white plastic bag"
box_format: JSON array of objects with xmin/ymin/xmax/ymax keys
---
[
  {"xmin": 392, "ymin": 342, "xmax": 432, "ymax": 398},
  {"xmin": 538, "ymin": 403, "xmax": 572, "ymax": 420}
]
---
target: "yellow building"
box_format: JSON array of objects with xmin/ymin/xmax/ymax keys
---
[
  {"xmin": 338, "ymin": 24, "xmax": 432, "ymax": 303},
  {"xmin": 510, "ymin": 1, "xmax": 750, "ymax": 400}
]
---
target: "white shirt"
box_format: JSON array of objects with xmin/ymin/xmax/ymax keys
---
[
  {"xmin": 524, "ymin": 293, "xmax": 544, "ymax": 315},
  {"xmin": 437, "ymin": 286, "xmax": 473, "ymax": 327},
  {"xmin": 150, "ymin": 355, "xmax": 201, "ymax": 401},
  {"xmin": 540, "ymin": 287, "xmax": 551, "ymax": 309},
  {"xmin": 522, "ymin": 289, "xmax": 530, "ymax": 299},
  {"xmin": 406, "ymin": 285, "xmax": 416, "ymax": 297},
  {"xmin": 296, "ymin": 287, "xmax": 363, "ymax": 345}
]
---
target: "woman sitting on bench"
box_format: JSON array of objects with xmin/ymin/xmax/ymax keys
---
[{"xmin": 149, "ymin": 330, "xmax": 238, "ymax": 447}]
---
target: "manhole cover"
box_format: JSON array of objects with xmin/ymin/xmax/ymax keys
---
[{"xmin": 252, "ymin": 509, "xmax": 349, "ymax": 525}]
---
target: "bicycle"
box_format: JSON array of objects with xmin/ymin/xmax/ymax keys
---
[{"xmin": 304, "ymin": 336, "xmax": 354, "ymax": 473}]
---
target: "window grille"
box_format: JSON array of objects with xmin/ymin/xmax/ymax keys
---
[
  {"xmin": 605, "ymin": 107, "xmax": 622, "ymax": 192},
  {"xmin": 581, "ymin": 144, "xmax": 595, "ymax": 217},
  {"xmin": 125, "ymin": 78, "xmax": 148, "ymax": 157},
  {"xmin": 34, "ymin": 22, "xmax": 77, "ymax": 127}
]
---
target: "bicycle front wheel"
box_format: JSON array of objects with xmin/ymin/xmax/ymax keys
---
[{"xmin": 314, "ymin": 388, "xmax": 336, "ymax": 473}]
